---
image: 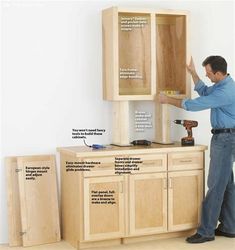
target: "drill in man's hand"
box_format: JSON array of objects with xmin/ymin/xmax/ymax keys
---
[{"xmin": 174, "ymin": 120, "xmax": 198, "ymax": 146}]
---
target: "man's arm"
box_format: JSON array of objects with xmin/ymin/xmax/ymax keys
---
[
  {"xmin": 158, "ymin": 57, "xmax": 202, "ymax": 108},
  {"xmin": 158, "ymin": 94, "xmax": 183, "ymax": 109}
]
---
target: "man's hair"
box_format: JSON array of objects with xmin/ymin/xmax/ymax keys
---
[{"xmin": 202, "ymin": 56, "xmax": 227, "ymax": 74}]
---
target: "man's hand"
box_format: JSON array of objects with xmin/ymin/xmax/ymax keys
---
[
  {"xmin": 186, "ymin": 57, "xmax": 200, "ymax": 84},
  {"xmin": 158, "ymin": 93, "xmax": 169, "ymax": 104},
  {"xmin": 158, "ymin": 93, "xmax": 183, "ymax": 109},
  {"xmin": 186, "ymin": 57, "xmax": 196, "ymax": 74}
]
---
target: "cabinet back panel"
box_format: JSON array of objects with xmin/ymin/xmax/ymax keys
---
[{"xmin": 156, "ymin": 15, "xmax": 186, "ymax": 94}]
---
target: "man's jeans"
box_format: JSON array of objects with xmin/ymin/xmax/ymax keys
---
[{"xmin": 197, "ymin": 133, "xmax": 235, "ymax": 237}]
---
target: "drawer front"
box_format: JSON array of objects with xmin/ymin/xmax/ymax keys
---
[
  {"xmin": 133, "ymin": 154, "xmax": 167, "ymax": 173},
  {"xmin": 168, "ymin": 151, "xmax": 203, "ymax": 171},
  {"xmin": 82, "ymin": 157, "xmax": 115, "ymax": 177},
  {"xmin": 83, "ymin": 154, "xmax": 167, "ymax": 177}
]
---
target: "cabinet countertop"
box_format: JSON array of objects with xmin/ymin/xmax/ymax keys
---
[{"xmin": 57, "ymin": 142, "xmax": 208, "ymax": 157}]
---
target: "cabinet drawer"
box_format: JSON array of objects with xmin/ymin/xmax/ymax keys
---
[
  {"xmin": 131, "ymin": 154, "xmax": 167, "ymax": 173},
  {"xmin": 82, "ymin": 157, "xmax": 115, "ymax": 177},
  {"xmin": 83, "ymin": 154, "xmax": 167, "ymax": 177},
  {"xmin": 168, "ymin": 152, "xmax": 203, "ymax": 171}
]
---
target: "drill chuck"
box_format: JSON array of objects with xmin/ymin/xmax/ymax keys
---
[{"xmin": 174, "ymin": 120, "xmax": 184, "ymax": 125}]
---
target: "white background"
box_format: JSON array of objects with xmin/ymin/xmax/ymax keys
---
[{"xmin": 0, "ymin": 0, "xmax": 235, "ymax": 243}]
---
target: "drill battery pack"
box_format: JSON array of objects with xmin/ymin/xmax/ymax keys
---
[{"xmin": 181, "ymin": 137, "xmax": 194, "ymax": 146}]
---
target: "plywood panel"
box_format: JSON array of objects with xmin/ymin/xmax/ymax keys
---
[
  {"xmin": 156, "ymin": 14, "xmax": 186, "ymax": 94},
  {"xmin": 168, "ymin": 151, "xmax": 203, "ymax": 171},
  {"xmin": 102, "ymin": 7, "xmax": 118, "ymax": 100},
  {"xmin": 17, "ymin": 155, "xmax": 60, "ymax": 246},
  {"xmin": 119, "ymin": 13, "xmax": 151, "ymax": 95},
  {"xmin": 60, "ymin": 154, "xmax": 81, "ymax": 247},
  {"xmin": 84, "ymin": 176, "xmax": 125, "ymax": 241},
  {"xmin": 6, "ymin": 157, "xmax": 23, "ymax": 246},
  {"xmin": 129, "ymin": 173, "xmax": 167, "ymax": 235},
  {"xmin": 168, "ymin": 170, "xmax": 203, "ymax": 231}
]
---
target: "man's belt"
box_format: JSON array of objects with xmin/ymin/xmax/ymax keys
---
[{"xmin": 211, "ymin": 128, "xmax": 235, "ymax": 134}]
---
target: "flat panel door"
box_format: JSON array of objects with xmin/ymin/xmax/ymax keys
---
[
  {"xmin": 17, "ymin": 155, "xmax": 60, "ymax": 246},
  {"xmin": 168, "ymin": 170, "xmax": 203, "ymax": 231},
  {"xmin": 129, "ymin": 173, "xmax": 167, "ymax": 236},
  {"xmin": 84, "ymin": 176, "xmax": 125, "ymax": 241}
]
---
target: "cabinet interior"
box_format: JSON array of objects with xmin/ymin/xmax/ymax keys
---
[
  {"xmin": 118, "ymin": 12, "xmax": 151, "ymax": 95},
  {"xmin": 156, "ymin": 14, "xmax": 186, "ymax": 95}
]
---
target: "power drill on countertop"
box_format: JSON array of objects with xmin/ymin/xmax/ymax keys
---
[{"xmin": 174, "ymin": 120, "xmax": 198, "ymax": 146}]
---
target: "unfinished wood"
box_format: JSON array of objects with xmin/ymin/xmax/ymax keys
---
[
  {"xmin": 82, "ymin": 153, "xmax": 167, "ymax": 177},
  {"xmin": 17, "ymin": 155, "xmax": 60, "ymax": 246},
  {"xmin": 60, "ymin": 154, "xmax": 81, "ymax": 247},
  {"xmin": 129, "ymin": 173, "xmax": 167, "ymax": 236},
  {"xmin": 82, "ymin": 156, "xmax": 116, "ymax": 177},
  {"xmin": 168, "ymin": 170, "xmax": 203, "ymax": 231},
  {"xmin": 102, "ymin": 7, "xmax": 155, "ymax": 100},
  {"xmin": 57, "ymin": 144, "xmax": 208, "ymax": 158},
  {"xmin": 155, "ymin": 103, "xmax": 172, "ymax": 144},
  {"xmin": 5, "ymin": 157, "xmax": 23, "ymax": 247},
  {"xmin": 78, "ymin": 239, "xmax": 121, "ymax": 249},
  {"xmin": 119, "ymin": 12, "xmax": 151, "ymax": 96},
  {"xmin": 102, "ymin": 7, "xmax": 118, "ymax": 100},
  {"xmin": 122, "ymin": 229, "xmax": 195, "ymax": 244},
  {"xmin": 168, "ymin": 151, "xmax": 203, "ymax": 171},
  {"xmin": 77, "ymin": 229, "xmax": 195, "ymax": 248},
  {"xmin": 112, "ymin": 101, "xmax": 130, "ymax": 146},
  {"xmin": 83, "ymin": 176, "xmax": 125, "ymax": 241},
  {"xmin": 59, "ymin": 144, "xmax": 206, "ymax": 248},
  {"xmin": 156, "ymin": 13, "xmax": 189, "ymax": 97},
  {"xmin": 103, "ymin": 7, "xmax": 190, "ymax": 101},
  {"xmin": 129, "ymin": 153, "xmax": 167, "ymax": 173}
]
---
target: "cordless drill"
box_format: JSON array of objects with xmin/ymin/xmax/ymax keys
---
[{"xmin": 174, "ymin": 120, "xmax": 198, "ymax": 146}]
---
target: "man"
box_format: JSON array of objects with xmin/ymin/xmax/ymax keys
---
[{"xmin": 159, "ymin": 56, "xmax": 235, "ymax": 243}]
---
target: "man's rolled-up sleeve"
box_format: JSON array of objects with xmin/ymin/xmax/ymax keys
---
[{"xmin": 181, "ymin": 89, "xmax": 231, "ymax": 112}]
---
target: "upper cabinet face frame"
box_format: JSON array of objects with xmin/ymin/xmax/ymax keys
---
[{"xmin": 102, "ymin": 7, "xmax": 190, "ymax": 101}]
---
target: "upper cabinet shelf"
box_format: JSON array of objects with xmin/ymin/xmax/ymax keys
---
[{"xmin": 102, "ymin": 7, "xmax": 190, "ymax": 101}]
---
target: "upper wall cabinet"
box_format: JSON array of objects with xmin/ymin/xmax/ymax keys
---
[{"xmin": 102, "ymin": 7, "xmax": 190, "ymax": 101}]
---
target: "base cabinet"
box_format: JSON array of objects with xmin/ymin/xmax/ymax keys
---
[{"xmin": 58, "ymin": 144, "xmax": 206, "ymax": 249}]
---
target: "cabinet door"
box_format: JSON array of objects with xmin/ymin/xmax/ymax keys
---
[
  {"xmin": 17, "ymin": 155, "xmax": 60, "ymax": 246},
  {"xmin": 129, "ymin": 173, "xmax": 167, "ymax": 236},
  {"xmin": 168, "ymin": 170, "xmax": 203, "ymax": 231},
  {"xmin": 83, "ymin": 176, "xmax": 125, "ymax": 241}
]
